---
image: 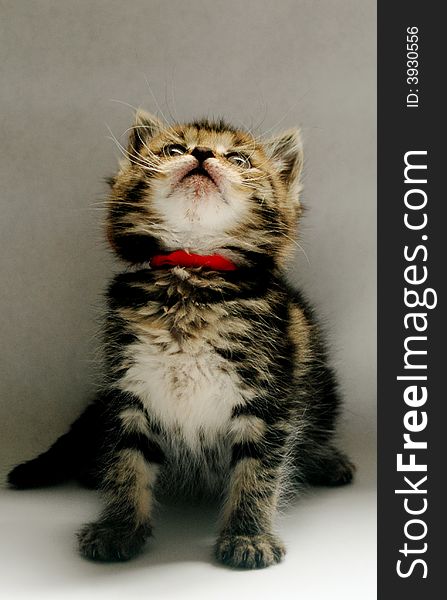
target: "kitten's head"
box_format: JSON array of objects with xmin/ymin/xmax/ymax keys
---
[{"xmin": 107, "ymin": 111, "xmax": 303, "ymax": 270}]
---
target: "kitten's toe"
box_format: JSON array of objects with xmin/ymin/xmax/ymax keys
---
[
  {"xmin": 8, "ymin": 458, "xmax": 60, "ymax": 489},
  {"xmin": 77, "ymin": 520, "xmax": 151, "ymax": 562},
  {"xmin": 323, "ymin": 451, "xmax": 356, "ymax": 486},
  {"xmin": 215, "ymin": 533, "xmax": 285, "ymax": 569},
  {"xmin": 306, "ymin": 448, "xmax": 356, "ymax": 487}
]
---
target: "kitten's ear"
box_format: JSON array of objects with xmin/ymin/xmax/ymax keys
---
[
  {"xmin": 265, "ymin": 129, "xmax": 303, "ymax": 191},
  {"xmin": 127, "ymin": 109, "xmax": 164, "ymax": 158}
]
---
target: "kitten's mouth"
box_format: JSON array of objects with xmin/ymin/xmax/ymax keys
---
[
  {"xmin": 179, "ymin": 165, "xmax": 220, "ymax": 198},
  {"xmin": 181, "ymin": 165, "xmax": 215, "ymax": 184},
  {"xmin": 170, "ymin": 160, "xmax": 223, "ymax": 197}
]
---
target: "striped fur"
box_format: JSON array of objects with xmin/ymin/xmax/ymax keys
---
[{"xmin": 8, "ymin": 113, "xmax": 354, "ymax": 569}]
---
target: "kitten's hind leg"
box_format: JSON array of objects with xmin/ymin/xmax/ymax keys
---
[
  {"xmin": 78, "ymin": 403, "xmax": 164, "ymax": 562},
  {"xmin": 8, "ymin": 401, "xmax": 102, "ymax": 489},
  {"xmin": 305, "ymin": 445, "xmax": 355, "ymax": 487}
]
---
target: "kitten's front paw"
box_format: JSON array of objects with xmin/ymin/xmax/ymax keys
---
[
  {"xmin": 215, "ymin": 533, "xmax": 286, "ymax": 569},
  {"xmin": 77, "ymin": 520, "xmax": 151, "ymax": 562}
]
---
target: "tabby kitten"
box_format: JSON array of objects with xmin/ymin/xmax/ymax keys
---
[{"xmin": 8, "ymin": 111, "xmax": 354, "ymax": 569}]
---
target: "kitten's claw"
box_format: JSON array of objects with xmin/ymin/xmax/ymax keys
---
[
  {"xmin": 215, "ymin": 533, "xmax": 286, "ymax": 569},
  {"xmin": 77, "ymin": 520, "xmax": 151, "ymax": 562}
]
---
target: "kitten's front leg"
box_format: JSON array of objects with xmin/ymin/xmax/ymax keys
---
[
  {"xmin": 78, "ymin": 404, "xmax": 164, "ymax": 562},
  {"xmin": 215, "ymin": 411, "xmax": 289, "ymax": 569}
]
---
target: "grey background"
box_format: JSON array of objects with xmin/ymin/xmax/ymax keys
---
[{"xmin": 0, "ymin": 0, "xmax": 376, "ymax": 482}]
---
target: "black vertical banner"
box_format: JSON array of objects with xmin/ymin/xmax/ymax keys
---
[{"xmin": 378, "ymin": 2, "xmax": 444, "ymax": 598}]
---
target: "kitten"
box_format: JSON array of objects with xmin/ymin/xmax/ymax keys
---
[{"xmin": 8, "ymin": 112, "xmax": 354, "ymax": 569}]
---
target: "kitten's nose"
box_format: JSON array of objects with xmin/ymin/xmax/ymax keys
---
[{"xmin": 191, "ymin": 147, "xmax": 214, "ymax": 163}]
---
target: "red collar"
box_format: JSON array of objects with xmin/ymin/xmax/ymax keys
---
[{"xmin": 150, "ymin": 250, "xmax": 237, "ymax": 271}]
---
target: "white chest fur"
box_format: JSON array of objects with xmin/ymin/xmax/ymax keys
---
[{"xmin": 117, "ymin": 338, "xmax": 244, "ymax": 450}]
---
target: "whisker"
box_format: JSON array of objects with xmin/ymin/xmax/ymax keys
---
[
  {"xmin": 106, "ymin": 127, "xmax": 164, "ymax": 173},
  {"xmin": 109, "ymin": 98, "xmax": 140, "ymax": 112},
  {"xmin": 282, "ymin": 234, "xmax": 311, "ymax": 266},
  {"xmin": 143, "ymin": 74, "xmax": 170, "ymax": 126}
]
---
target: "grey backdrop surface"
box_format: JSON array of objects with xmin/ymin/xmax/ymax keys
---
[{"xmin": 0, "ymin": 1, "xmax": 376, "ymax": 479}]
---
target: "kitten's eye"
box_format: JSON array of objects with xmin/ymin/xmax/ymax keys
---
[
  {"xmin": 164, "ymin": 144, "xmax": 187, "ymax": 157},
  {"xmin": 226, "ymin": 152, "xmax": 251, "ymax": 168}
]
